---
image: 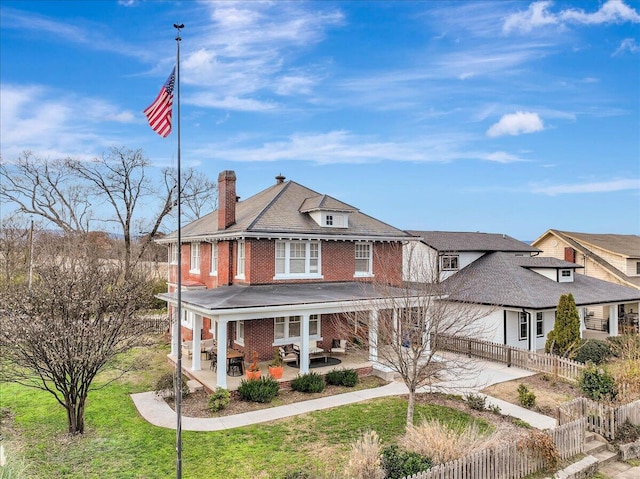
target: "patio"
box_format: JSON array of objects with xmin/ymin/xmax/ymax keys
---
[{"xmin": 170, "ymin": 348, "xmax": 372, "ymax": 392}]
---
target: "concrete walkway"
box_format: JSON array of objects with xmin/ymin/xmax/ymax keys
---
[{"xmin": 131, "ymin": 359, "xmax": 557, "ymax": 431}]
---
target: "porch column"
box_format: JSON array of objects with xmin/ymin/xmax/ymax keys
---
[
  {"xmin": 529, "ymin": 311, "xmax": 536, "ymax": 352},
  {"xmin": 609, "ymin": 305, "xmax": 619, "ymax": 337},
  {"xmin": 171, "ymin": 307, "xmax": 179, "ymax": 356},
  {"xmin": 578, "ymin": 308, "xmax": 585, "ymax": 339},
  {"xmin": 216, "ymin": 319, "xmax": 228, "ymax": 389},
  {"xmin": 192, "ymin": 314, "xmax": 202, "ymax": 371},
  {"xmin": 392, "ymin": 308, "xmax": 399, "ymax": 345},
  {"xmin": 299, "ymin": 313, "xmax": 310, "ymax": 374},
  {"xmin": 369, "ymin": 309, "xmax": 378, "ymax": 363}
]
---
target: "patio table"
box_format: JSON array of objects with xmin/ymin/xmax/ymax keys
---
[{"xmin": 213, "ymin": 348, "xmax": 245, "ymax": 375}]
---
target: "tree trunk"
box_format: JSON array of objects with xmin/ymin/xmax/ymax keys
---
[
  {"xmin": 406, "ymin": 387, "xmax": 416, "ymax": 427},
  {"xmin": 66, "ymin": 397, "xmax": 86, "ymax": 434}
]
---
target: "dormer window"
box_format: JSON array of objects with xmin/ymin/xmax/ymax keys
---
[
  {"xmin": 322, "ymin": 212, "xmax": 347, "ymax": 228},
  {"xmin": 559, "ymin": 269, "xmax": 573, "ymax": 282},
  {"xmin": 441, "ymin": 255, "xmax": 459, "ymax": 271}
]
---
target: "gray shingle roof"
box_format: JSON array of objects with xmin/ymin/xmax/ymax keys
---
[
  {"xmin": 158, "ymin": 281, "xmax": 411, "ymax": 311},
  {"xmin": 407, "ymin": 231, "xmax": 540, "ymax": 253},
  {"xmin": 554, "ymin": 230, "xmax": 640, "ymax": 258},
  {"xmin": 443, "ymin": 252, "xmax": 640, "ymax": 309},
  {"xmin": 163, "ymin": 180, "xmax": 411, "ymax": 242}
]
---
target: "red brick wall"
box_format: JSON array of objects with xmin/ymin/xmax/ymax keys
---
[{"xmin": 169, "ymin": 239, "xmax": 403, "ymax": 287}]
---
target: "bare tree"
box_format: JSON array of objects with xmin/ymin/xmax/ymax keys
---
[
  {"xmin": 339, "ymin": 245, "xmax": 496, "ymax": 427},
  {"xmin": 0, "ymin": 152, "xmax": 92, "ymax": 233},
  {"xmin": 2, "ymin": 147, "xmax": 217, "ymax": 277},
  {"xmin": 178, "ymin": 167, "xmax": 218, "ymax": 222},
  {"xmin": 0, "ymin": 235, "xmax": 154, "ymax": 434},
  {"xmin": 0, "ymin": 214, "xmax": 31, "ymax": 284}
]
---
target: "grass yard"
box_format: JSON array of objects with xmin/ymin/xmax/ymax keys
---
[{"xmin": 1, "ymin": 337, "xmax": 497, "ymax": 479}]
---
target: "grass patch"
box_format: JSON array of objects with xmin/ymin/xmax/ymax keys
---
[{"xmin": 0, "ymin": 339, "xmax": 492, "ymax": 479}]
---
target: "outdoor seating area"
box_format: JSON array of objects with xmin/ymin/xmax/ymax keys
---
[
  {"xmin": 181, "ymin": 339, "xmax": 217, "ymax": 359},
  {"xmin": 171, "ymin": 345, "xmax": 371, "ymax": 392}
]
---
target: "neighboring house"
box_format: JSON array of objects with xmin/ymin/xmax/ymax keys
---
[
  {"xmin": 532, "ymin": 230, "xmax": 640, "ymax": 332},
  {"xmin": 157, "ymin": 171, "xmax": 416, "ymax": 388},
  {"xmin": 405, "ymin": 231, "xmax": 640, "ymax": 352}
]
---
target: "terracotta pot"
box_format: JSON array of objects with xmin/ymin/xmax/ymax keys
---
[
  {"xmin": 268, "ymin": 365, "xmax": 284, "ymax": 379},
  {"xmin": 246, "ymin": 369, "xmax": 261, "ymax": 380}
]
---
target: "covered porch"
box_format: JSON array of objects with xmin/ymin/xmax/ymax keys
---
[{"xmin": 159, "ymin": 282, "xmax": 416, "ymax": 390}]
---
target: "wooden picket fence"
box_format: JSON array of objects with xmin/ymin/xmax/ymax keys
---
[
  {"xmin": 435, "ymin": 335, "xmax": 585, "ymax": 382},
  {"xmin": 558, "ymin": 397, "xmax": 640, "ymax": 441},
  {"xmin": 138, "ymin": 313, "xmax": 170, "ymax": 333},
  {"xmin": 404, "ymin": 419, "xmax": 585, "ymax": 479}
]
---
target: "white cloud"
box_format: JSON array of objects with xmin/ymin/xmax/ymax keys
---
[
  {"xmin": 186, "ymin": 92, "xmax": 278, "ymax": 112},
  {"xmin": 486, "ymin": 112, "xmax": 544, "ymax": 137},
  {"xmin": 503, "ymin": 1, "xmax": 558, "ymax": 33},
  {"xmin": 530, "ymin": 178, "xmax": 639, "ymax": 195},
  {"xmin": 0, "ymin": 84, "xmax": 136, "ymax": 159},
  {"xmin": 561, "ymin": 1, "xmax": 640, "ymax": 25},
  {"xmin": 503, "ymin": 0, "xmax": 640, "ymax": 33},
  {"xmin": 482, "ymin": 151, "xmax": 527, "ymax": 163},
  {"xmin": 613, "ymin": 38, "xmax": 640, "ymax": 56}
]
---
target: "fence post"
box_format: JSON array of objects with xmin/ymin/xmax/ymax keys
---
[
  {"xmin": 468, "ymin": 339, "xmax": 472, "ymax": 358},
  {"xmin": 507, "ymin": 347, "xmax": 512, "ymax": 368}
]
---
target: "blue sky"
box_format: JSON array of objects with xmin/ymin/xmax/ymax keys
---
[{"xmin": 1, "ymin": 1, "xmax": 639, "ymax": 241}]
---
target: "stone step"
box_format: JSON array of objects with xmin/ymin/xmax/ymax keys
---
[
  {"xmin": 584, "ymin": 438, "xmax": 608, "ymax": 455},
  {"xmin": 592, "ymin": 449, "xmax": 619, "ymax": 467},
  {"xmin": 186, "ymin": 379, "xmax": 203, "ymax": 393}
]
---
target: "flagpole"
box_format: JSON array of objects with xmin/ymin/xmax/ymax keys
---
[{"xmin": 173, "ymin": 22, "xmax": 184, "ymax": 479}]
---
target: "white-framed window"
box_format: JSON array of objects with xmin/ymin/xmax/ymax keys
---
[
  {"xmin": 210, "ymin": 242, "xmax": 218, "ymax": 276},
  {"xmin": 274, "ymin": 241, "xmax": 321, "ymax": 278},
  {"xmin": 355, "ymin": 243, "xmax": 373, "ymax": 276},
  {"xmin": 519, "ymin": 312, "xmax": 528, "ymax": 341},
  {"xmin": 325, "ymin": 215, "xmax": 333, "ymax": 226},
  {"xmin": 190, "ymin": 242, "xmax": 200, "ymax": 273},
  {"xmin": 536, "ymin": 312, "xmax": 544, "ymax": 337},
  {"xmin": 182, "ymin": 310, "xmax": 194, "ymax": 328},
  {"xmin": 236, "ymin": 240, "xmax": 245, "ymax": 278},
  {"xmin": 559, "ymin": 269, "xmax": 573, "ymax": 282},
  {"xmin": 236, "ymin": 321, "xmax": 245, "ymax": 345},
  {"xmin": 170, "ymin": 243, "xmax": 179, "ymax": 264},
  {"xmin": 442, "ymin": 255, "xmax": 459, "ymax": 271},
  {"xmin": 274, "ymin": 314, "xmax": 320, "ymax": 342}
]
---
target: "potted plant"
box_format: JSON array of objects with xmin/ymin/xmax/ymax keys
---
[
  {"xmin": 268, "ymin": 348, "xmax": 284, "ymax": 380},
  {"xmin": 246, "ymin": 350, "xmax": 261, "ymax": 380}
]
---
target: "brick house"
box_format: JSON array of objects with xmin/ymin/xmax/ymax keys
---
[{"xmin": 157, "ymin": 171, "xmax": 414, "ymax": 388}]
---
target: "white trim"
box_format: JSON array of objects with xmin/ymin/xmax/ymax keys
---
[
  {"xmin": 274, "ymin": 240, "xmax": 321, "ymax": 278},
  {"xmin": 235, "ymin": 240, "xmax": 245, "ymax": 279},
  {"xmin": 209, "ymin": 242, "xmax": 218, "ymax": 276},
  {"xmin": 189, "ymin": 242, "xmax": 200, "ymax": 273}
]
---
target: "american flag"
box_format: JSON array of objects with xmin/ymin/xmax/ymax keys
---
[{"xmin": 143, "ymin": 67, "xmax": 175, "ymax": 138}]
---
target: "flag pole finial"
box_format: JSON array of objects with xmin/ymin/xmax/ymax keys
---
[{"xmin": 174, "ymin": 23, "xmax": 184, "ymax": 41}]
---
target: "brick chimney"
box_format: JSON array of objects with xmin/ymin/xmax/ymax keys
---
[
  {"xmin": 564, "ymin": 247, "xmax": 576, "ymax": 263},
  {"xmin": 218, "ymin": 170, "xmax": 237, "ymax": 230}
]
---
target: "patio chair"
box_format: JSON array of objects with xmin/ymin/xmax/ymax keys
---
[
  {"xmin": 279, "ymin": 346, "xmax": 298, "ymax": 366},
  {"xmin": 181, "ymin": 341, "xmax": 193, "ymax": 359},
  {"xmin": 330, "ymin": 339, "xmax": 348, "ymax": 356},
  {"xmin": 209, "ymin": 355, "xmax": 217, "ymax": 371}
]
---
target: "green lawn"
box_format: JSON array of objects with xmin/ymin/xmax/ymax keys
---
[{"xmin": 0, "ymin": 340, "xmax": 490, "ymax": 479}]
